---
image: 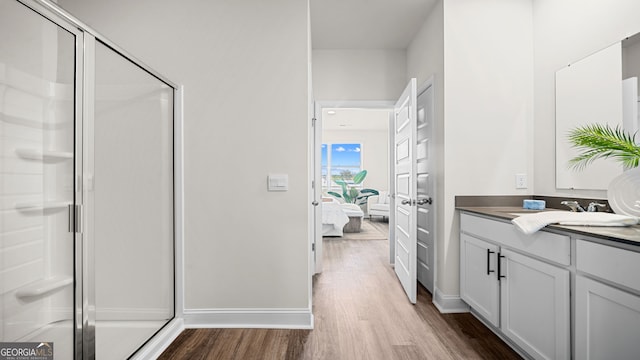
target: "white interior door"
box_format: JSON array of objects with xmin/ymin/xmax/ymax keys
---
[
  {"xmin": 312, "ymin": 102, "xmax": 322, "ymax": 274},
  {"xmin": 393, "ymin": 78, "xmax": 418, "ymax": 303},
  {"xmin": 416, "ymin": 81, "xmax": 435, "ymax": 293}
]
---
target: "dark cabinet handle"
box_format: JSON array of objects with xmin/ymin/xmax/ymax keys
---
[
  {"xmin": 487, "ymin": 249, "xmax": 495, "ymax": 275},
  {"xmin": 497, "ymin": 253, "xmax": 506, "ymax": 280}
]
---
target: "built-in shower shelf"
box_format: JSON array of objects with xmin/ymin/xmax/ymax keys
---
[
  {"xmin": 15, "ymin": 276, "xmax": 73, "ymax": 299},
  {"xmin": 15, "ymin": 148, "xmax": 73, "ymax": 161},
  {"xmin": 16, "ymin": 201, "xmax": 70, "ymax": 211}
]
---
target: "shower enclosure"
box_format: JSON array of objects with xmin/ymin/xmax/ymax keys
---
[{"xmin": 0, "ymin": 0, "xmax": 177, "ymax": 358}]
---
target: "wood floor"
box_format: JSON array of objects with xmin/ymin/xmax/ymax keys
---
[{"xmin": 158, "ymin": 219, "xmax": 521, "ymax": 359}]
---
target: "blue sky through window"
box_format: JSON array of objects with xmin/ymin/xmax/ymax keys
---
[
  {"xmin": 321, "ymin": 144, "xmax": 327, "ymax": 167},
  {"xmin": 330, "ymin": 143, "xmax": 361, "ymax": 173},
  {"xmin": 321, "ymin": 143, "xmax": 362, "ymax": 189}
]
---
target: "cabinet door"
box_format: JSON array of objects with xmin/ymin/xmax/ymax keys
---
[
  {"xmin": 575, "ymin": 275, "xmax": 640, "ymax": 360},
  {"xmin": 460, "ymin": 233, "xmax": 500, "ymax": 326},
  {"xmin": 500, "ymin": 249, "xmax": 570, "ymax": 360}
]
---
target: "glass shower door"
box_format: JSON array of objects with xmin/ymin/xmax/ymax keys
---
[
  {"xmin": 90, "ymin": 40, "xmax": 175, "ymax": 359},
  {"xmin": 1, "ymin": 2, "xmax": 176, "ymax": 358},
  {"xmin": 0, "ymin": 1, "xmax": 79, "ymax": 359}
]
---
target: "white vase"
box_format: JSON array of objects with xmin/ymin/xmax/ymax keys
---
[{"xmin": 607, "ymin": 166, "xmax": 640, "ymax": 217}]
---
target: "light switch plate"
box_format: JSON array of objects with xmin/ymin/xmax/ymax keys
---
[{"xmin": 268, "ymin": 174, "xmax": 288, "ymax": 191}]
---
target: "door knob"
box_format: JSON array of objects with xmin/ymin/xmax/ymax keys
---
[
  {"xmin": 312, "ymin": 201, "xmax": 319, "ymax": 206},
  {"xmin": 401, "ymin": 199, "xmax": 411, "ymax": 205},
  {"xmin": 416, "ymin": 197, "xmax": 432, "ymax": 205}
]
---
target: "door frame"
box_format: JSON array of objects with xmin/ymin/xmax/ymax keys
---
[{"xmin": 311, "ymin": 100, "xmax": 394, "ymax": 275}]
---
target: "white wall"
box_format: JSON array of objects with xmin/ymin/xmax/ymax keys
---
[
  {"xmin": 406, "ymin": 0, "xmax": 445, "ymax": 296},
  {"xmin": 312, "ymin": 49, "xmax": 407, "ymax": 101},
  {"xmin": 407, "ymin": 1, "xmax": 444, "ymax": 89},
  {"xmin": 408, "ymin": 0, "xmax": 534, "ymax": 300},
  {"xmin": 58, "ymin": 0, "xmax": 310, "ymax": 314},
  {"xmin": 533, "ymin": 0, "xmax": 640, "ymax": 197},
  {"xmin": 440, "ymin": 0, "xmax": 534, "ymax": 296},
  {"xmin": 323, "ymin": 128, "xmax": 389, "ymax": 193}
]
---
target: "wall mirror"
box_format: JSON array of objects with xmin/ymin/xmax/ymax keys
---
[{"xmin": 555, "ymin": 32, "xmax": 640, "ymax": 190}]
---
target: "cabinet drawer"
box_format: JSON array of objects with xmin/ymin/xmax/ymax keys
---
[
  {"xmin": 461, "ymin": 213, "xmax": 570, "ymax": 265},
  {"xmin": 576, "ymin": 240, "xmax": 640, "ymax": 291}
]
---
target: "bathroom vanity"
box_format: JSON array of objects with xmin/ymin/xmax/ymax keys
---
[{"xmin": 458, "ymin": 206, "xmax": 640, "ymax": 360}]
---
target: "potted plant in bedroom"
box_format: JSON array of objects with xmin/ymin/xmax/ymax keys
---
[{"xmin": 327, "ymin": 169, "xmax": 379, "ymax": 205}]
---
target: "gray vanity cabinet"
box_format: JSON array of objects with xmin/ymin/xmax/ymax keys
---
[
  {"xmin": 460, "ymin": 233, "xmax": 500, "ymax": 326},
  {"xmin": 575, "ymin": 240, "xmax": 640, "ymax": 359},
  {"xmin": 499, "ymin": 248, "xmax": 570, "ymax": 360},
  {"xmin": 460, "ymin": 212, "xmax": 571, "ymax": 360}
]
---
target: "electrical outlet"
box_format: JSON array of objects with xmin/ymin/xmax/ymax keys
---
[{"xmin": 515, "ymin": 173, "xmax": 527, "ymax": 189}]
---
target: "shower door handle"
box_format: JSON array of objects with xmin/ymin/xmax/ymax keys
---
[{"xmin": 68, "ymin": 204, "xmax": 74, "ymax": 232}]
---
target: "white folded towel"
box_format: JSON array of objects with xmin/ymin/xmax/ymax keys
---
[{"xmin": 511, "ymin": 211, "xmax": 639, "ymax": 235}]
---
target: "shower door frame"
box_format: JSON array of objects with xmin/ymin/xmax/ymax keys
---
[
  {"xmin": 14, "ymin": 0, "xmax": 182, "ymax": 358},
  {"xmin": 10, "ymin": 0, "xmax": 87, "ymax": 357}
]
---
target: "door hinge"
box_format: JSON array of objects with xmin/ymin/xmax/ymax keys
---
[
  {"xmin": 68, "ymin": 204, "xmax": 82, "ymax": 233},
  {"xmin": 312, "ymin": 180, "xmax": 315, "ymax": 189},
  {"xmin": 311, "ymin": 117, "xmax": 316, "ymax": 127},
  {"xmin": 312, "ymin": 243, "xmax": 316, "ymax": 252}
]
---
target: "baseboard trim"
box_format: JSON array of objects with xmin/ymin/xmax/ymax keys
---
[
  {"xmin": 131, "ymin": 318, "xmax": 184, "ymax": 360},
  {"xmin": 183, "ymin": 308, "xmax": 314, "ymax": 329},
  {"xmin": 432, "ymin": 287, "xmax": 469, "ymax": 313}
]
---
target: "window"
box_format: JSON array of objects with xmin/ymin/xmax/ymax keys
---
[{"xmin": 322, "ymin": 143, "xmax": 362, "ymax": 190}]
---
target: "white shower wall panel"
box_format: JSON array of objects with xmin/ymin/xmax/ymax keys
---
[
  {"xmin": 2, "ymin": 173, "xmax": 43, "ymax": 196},
  {"xmin": 1, "ymin": 204, "xmax": 43, "ymax": 231},
  {"xmin": 2, "ymin": 290, "xmax": 45, "ymax": 341},
  {"xmin": 1, "ymin": 128, "xmax": 44, "ymax": 151},
  {"xmin": 1, "ymin": 50, "xmax": 74, "ymax": 343},
  {"xmin": 0, "ymin": 259, "xmax": 44, "ymax": 294},
  {"xmin": 0, "ymin": 228, "xmax": 41, "ymax": 248}
]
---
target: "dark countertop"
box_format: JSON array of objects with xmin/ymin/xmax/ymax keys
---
[{"xmin": 458, "ymin": 206, "xmax": 640, "ymax": 247}]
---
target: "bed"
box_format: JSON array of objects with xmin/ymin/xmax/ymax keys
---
[{"xmin": 322, "ymin": 199, "xmax": 350, "ymax": 237}]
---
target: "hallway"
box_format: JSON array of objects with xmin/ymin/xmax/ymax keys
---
[{"xmin": 159, "ymin": 232, "xmax": 520, "ymax": 359}]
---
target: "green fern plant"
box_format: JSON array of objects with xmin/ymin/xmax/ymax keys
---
[{"xmin": 568, "ymin": 124, "xmax": 640, "ymax": 170}]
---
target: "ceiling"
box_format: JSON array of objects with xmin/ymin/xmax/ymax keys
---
[
  {"xmin": 310, "ymin": 0, "xmax": 436, "ymax": 50},
  {"xmin": 323, "ymin": 108, "xmax": 390, "ymax": 131}
]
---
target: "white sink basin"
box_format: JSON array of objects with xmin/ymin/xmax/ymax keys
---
[
  {"xmin": 511, "ymin": 211, "xmax": 638, "ymax": 226},
  {"xmin": 507, "ymin": 211, "xmax": 549, "ymax": 216}
]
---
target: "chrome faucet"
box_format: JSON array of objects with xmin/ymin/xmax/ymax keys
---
[
  {"xmin": 561, "ymin": 201, "xmax": 586, "ymax": 212},
  {"xmin": 561, "ymin": 200, "xmax": 607, "ymax": 212},
  {"xmin": 587, "ymin": 202, "xmax": 607, "ymax": 212}
]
